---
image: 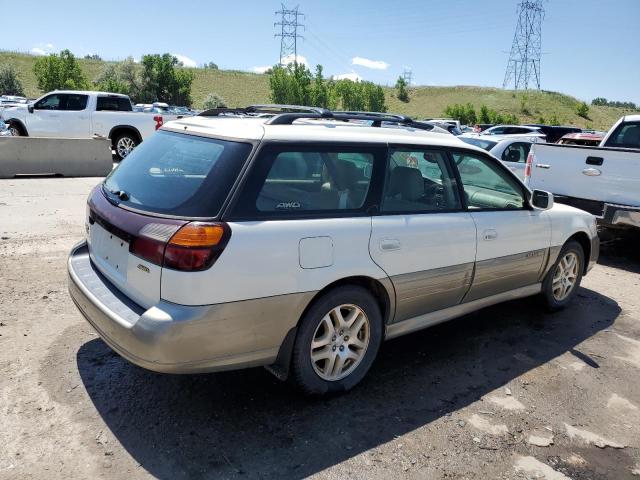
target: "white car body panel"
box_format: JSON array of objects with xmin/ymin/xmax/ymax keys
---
[{"xmin": 160, "ymin": 218, "xmax": 388, "ymax": 306}]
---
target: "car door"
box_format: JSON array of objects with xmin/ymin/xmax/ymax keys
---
[
  {"xmin": 369, "ymin": 146, "xmax": 477, "ymax": 323},
  {"xmin": 29, "ymin": 93, "xmax": 90, "ymax": 137},
  {"xmin": 499, "ymin": 141, "xmax": 531, "ymax": 180},
  {"xmin": 451, "ymin": 149, "xmax": 551, "ymax": 301}
]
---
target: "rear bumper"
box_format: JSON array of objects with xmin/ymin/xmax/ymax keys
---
[
  {"xmin": 68, "ymin": 241, "xmax": 313, "ymax": 374},
  {"xmin": 602, "ymin": 203, "xmax": 640, "ymax": 229}
]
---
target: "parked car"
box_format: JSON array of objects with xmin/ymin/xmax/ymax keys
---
[
  {"xmin": 556, "ymin": 132, "xmax": 604, "ymax": 146},
  {"xmin": 526, "ymin": 115, "xmax": 640, "ymax": 230},
  {"xmin": 460, "ymin": 135, "xmax": 542, "ymax": 180},
  {"xmin": 481, "ymin": 125, "xmax": 546, "ymax": 140},
  {"xmin": 423, "ymin": 120, "xmax": 462, "ymax": 135},
  {"xmin": 524, "ymin": 124, "xmax": 582, "ymax": 144},
  {"xmin": 423, "ymin": 118, "xmax": 461, "ymax": 131},
  {"xmin": 68, "ymin": 106, "xmax": 599, "ymax": 395},
  {"xmin": 1, "ymin": 91, "xmax": 168, "ymax": 159},
  {"xmin": 473, "ymin": 124, "xmax": 495, "ymax": 133},
  {"xmin": 0, "ymin": 120, "xmax": 11, "ymax": 136}
]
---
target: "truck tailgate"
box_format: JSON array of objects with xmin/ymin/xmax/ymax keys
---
[{"xmin": 528, "ymin": 143, "xmax": 640, "ymax": 207}]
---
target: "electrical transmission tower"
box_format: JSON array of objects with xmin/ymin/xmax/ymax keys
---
[
  {"xmin": 402, "ymin": 68, "xmax": 413, "ymax": 85},
  {"xmin": 503, "ymin": 0, "xmax": 545, "ymax": 90},
  {"xmin": 275, "ymin": 4, "xmax": 304, "ymax": 65}
]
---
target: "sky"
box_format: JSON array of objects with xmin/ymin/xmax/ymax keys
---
[{"xmin": 2, "ymin": 0, "xmax": 639, "ymax": 103}]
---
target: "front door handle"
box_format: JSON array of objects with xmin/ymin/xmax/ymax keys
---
[
  {"xmin": 482, "ymin": 229, "xmax": 498, "ymax": 241},
  {"xmin": 379, "ymin": 238, "xmax": 401, "ymax": 251},
  {"xmin": 582, "ymin": 167, "xmax": 601, "ymax": 176},
  {"xmin": 535, "ymin": 164, "xmax": 551, "ymax": 169}
]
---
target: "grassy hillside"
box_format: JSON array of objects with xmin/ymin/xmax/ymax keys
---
[{"xmin": 1, "ymin": 51, "xmax": 634, "ymax": 130}]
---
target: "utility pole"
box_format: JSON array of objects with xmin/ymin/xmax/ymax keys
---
[
  {"xmin": 503, "ymin": 0, "xmax": 545, "ymax": 90},
  {"xmin": 275, "ymin": 4, "xmax": 304, "ymax": 65},
  {"xmin": 402, "ymin": 68, "xmax": 413, "ymax": 85}
]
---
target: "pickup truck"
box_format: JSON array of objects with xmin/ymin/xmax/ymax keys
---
[
  {"xmin": 526, "ymin": 115, "xmax": 640, "ymax": 230},
  {"xmin": 0, "ymin": 90, "xmax": 174, "ymax": 159}
]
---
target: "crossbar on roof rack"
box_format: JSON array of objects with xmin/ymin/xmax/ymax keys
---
[{"xmin": 198, "ymin": 104, "xmax": 331, "ymax": 118}]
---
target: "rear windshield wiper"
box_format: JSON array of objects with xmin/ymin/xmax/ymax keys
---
[{"xmin": 109, "ymin": 189, "xmax": 130, "ymax": 201}]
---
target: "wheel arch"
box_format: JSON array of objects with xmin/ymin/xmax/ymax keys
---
[
  {"xmin": 108, "ymin": 125, "xmax": 142, "ymax": 143},
  {"xmin": 266, "ymin": 275, "xmax": 394, "ymax": 381},
  {"xmin": 5, "ymin": 118, "xmax": 28, "ymax": 136},
  {"xmin": 566, "ymin": 231, "xmax": 591, "ymax": 275}
]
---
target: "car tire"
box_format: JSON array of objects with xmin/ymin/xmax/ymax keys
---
[
  {"xmin": 540, "ymin": 240, "xmax": 584, "ymax": 312},
  {"xmin": 113, "ymin": 132, "xmax": 139, "ymax": 160},
  {"xmin": 8, "ymin": 122, "xmax": 24, "ymax": 136},
  {"xmin": 290, "ymin": 286, "xmax": 383, "ymax": 395}
]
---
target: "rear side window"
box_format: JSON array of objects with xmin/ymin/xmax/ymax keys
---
[
  {"xmin": 61, "ymin": 94, "xmax": 88, "ymax": 111},
  {"xmin": 96, "ymin": 96, "xmax": 133, "ymax": 111},
  {"xmin": 232, "ymin": 145, "xmax": 379, "ymax": 218},
  {"xmin": 501, "ymin": 142, "xmax": 531, "ymax": 163},
  {"xmin": 606, "ymin": 122, "xmax": 640, "ymax": 148},
  {"xmin": 104, "ymin": 131, "xmax": 252, "ymax": 217}
]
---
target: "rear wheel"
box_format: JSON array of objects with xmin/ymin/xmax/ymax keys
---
[
  {"xmin": 541, "ymin": 240, "xmax": 584, "ymax": 311},
  {"xmin": 113, "ymin": 132, "xmax": 139, "ymax": 160},
  {"xmin": 290, "ymin": 286, "xmax": 382, "ymax": 395}
]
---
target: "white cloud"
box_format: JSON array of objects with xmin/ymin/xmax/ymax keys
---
[
  {"xmin": 252, "ymin": 65, "xmax": 272, "ymax": 74},
  {"xmin": 332, "ymin": 72, "xmax": 362, "ymax": 82},
  {"xmin": 172, "ymin": 53, "xmax": 197, "ymax": 68},
  {"xmin": 280, "ymin": 54, "xmax": 308, "ymax": 66},
  {"xmin": 31, "ymin": 43, "xmax": 55, "ymax": 56},
  {"xmin": 352, "ymin": 56, "xmax": 389, "ymax": 70}
]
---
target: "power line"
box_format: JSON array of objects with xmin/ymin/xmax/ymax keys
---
[
  {"xmin": 503, "ymin": 0, "xmax": 545, "ymax": 90},
  {"xmin": 274, "ymin": 4, "xmax": 304, "ymax": 65}
]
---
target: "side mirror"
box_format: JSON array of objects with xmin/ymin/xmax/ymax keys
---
[
  {"xmin": 531, "ymin": 189, "xmax": 554, "ymax": 210},
  {"xmin": 28, "ymin": 104, "xmax": 34, "ymax": 114}
]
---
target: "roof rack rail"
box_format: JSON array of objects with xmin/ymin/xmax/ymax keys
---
[
  {"xmin": 198, "ymin": 104, "xmax": 331, "ymax": 118},
  {"xmin": 265, "ymin": 110, "xmax": 436, "ymax": 131}
]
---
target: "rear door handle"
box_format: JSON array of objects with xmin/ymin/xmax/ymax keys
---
[
  {"xmin": 535, "ymin": 164, "xmax": 551, "ymax": 169},
  {"xmin": 586, "ymin": 156, "xmax": 603, "ymax": 166},
  {"xmin": 379, "ymin": 238, "xmax": 401, "ymax": 251},
  {"xmin": 582, "ymin": 167, "xmax": 602, "ymax": 176},
  {"xmin": 482, "ymin": 229, "xmax": 498, "ymax": 241}
]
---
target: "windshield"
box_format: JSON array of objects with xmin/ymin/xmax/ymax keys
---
[
  {"xmin": 460, "ymin": 137, "xmax": 497, "ymax": 151},
  {"xmin": 104, "ymin": 131, "xmax": 253, "ymax": 217}
]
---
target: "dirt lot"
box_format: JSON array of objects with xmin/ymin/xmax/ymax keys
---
[{"xmin": 1, "ymin": 177, "xmax": 639, "ymax": 480}]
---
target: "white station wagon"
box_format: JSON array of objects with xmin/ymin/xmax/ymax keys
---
[{"xmin": 68, "ymin": 106, "xmax": 599, "ymax": 395}]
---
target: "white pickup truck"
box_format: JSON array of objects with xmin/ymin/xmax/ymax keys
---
[
  {"xmin": 526, "ymin": 115, "xmax": 640, "ymax": 230},
  {"xmin": 0, "ymin": 90, "xmax": 172, "ymax": 159}
]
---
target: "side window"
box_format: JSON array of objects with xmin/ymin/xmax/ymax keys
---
[
  {"xmin": 606, "ymin": 123, "xmax": 640, "ymax": 148},
  {"xmin": 487, "ymin": 127, "xmax": 504, "ymax": 135},
  {"xmin": 453, "ymin": 151, "xmax": 525, "ymax": 210},
  {"xmin": 382, "ymin": 149, "xmax": 461, "ymax": 213},
  {"xmin": 60, "ymin": 94, "xmax": 88, "ymax": 111},
  {"xmin": 97, "ymin": 97, "xmax": 132, "ymax": 111},
  {"xmin": 235, "ymin": 146, "xmax": 377, "ymax": 216},
  {"xmin": 501, "ymin": 142, "xmax": 530, "ymax": 163},
  {"xmin": 34, "ymin": 94, "xmax": 61, "ymax": 110}
]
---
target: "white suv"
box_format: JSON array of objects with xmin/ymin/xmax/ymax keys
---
[{"xmin": 68, "ymin": 106, "xmax": 599, "ymax": 395}]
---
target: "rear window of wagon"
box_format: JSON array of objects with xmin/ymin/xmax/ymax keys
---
[{"xmin": 104, "ymin": 131, "xmax": 253, "ymax": 217}]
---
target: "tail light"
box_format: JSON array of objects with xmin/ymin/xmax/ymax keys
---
[
  {"xmin": 130, "ymin": 222, "xmax": 230, "ymax": 271},
  {"xmin": 524, "ymin": 149, "xmax": 535, "ymax": 185},
  {"xmin": 153, "ymin": 115, "xmax": 164, "ymax": 130}
]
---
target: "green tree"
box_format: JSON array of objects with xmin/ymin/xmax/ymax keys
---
[
  {"xmin": 591, "ymin": 97, "xmax": 608, "ymax": 106},
  {"xmin": 33, "ymin": 49, "xmax": 88, "ymax": 92},
  {"xmin": 202, "ymin": 93, "xmax": 227, "ymax": 109},
  {"xmin": 137, "ymin": 53, "xmax": 195, "ymax": 106},
  {"xmin": 310, "ymin": 65, "xmax": 329, "ymax": 108},
  {"xmin": 395, "ymin": 76, "xmax": 409, "ymax": 102},
  {"xmin": 94, "ymin": 64, "xmax": 129, "ymax": 94},
  {"xmin": 575, "ymin": 101, "xmax": 590, "ymax": 119},
  {"xmin": 478, "ymin": 105, "xmax": 491, "ymax": 124},
  {"xmin": 204, "ymin": 62, "xmax": 219, "ymax": 70},
  {"xmin": 0, "ymin": 64, "xmax": 25, "ymax": 96}
]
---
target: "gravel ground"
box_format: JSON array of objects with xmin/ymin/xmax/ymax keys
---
[{"xmin": 1, "ymin": 177, "xmax": 639, "ymax": 480}]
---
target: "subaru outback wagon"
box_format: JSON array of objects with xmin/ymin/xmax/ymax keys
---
[{"xmin": 68, "ymin": 107, "xmax": 599, "ymax": 395}]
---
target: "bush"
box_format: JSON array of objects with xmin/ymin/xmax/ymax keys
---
[
  {"xmin": 575, "ymin": 102, "xmax": 590, "ymax": 119},
  {"xmin": 202, "ymin": 93, "xmax": 227, "ymax": 109},
  {"xmin": 138, "ymin": 53, "xmax": 195, "ymax": 106},
  {"xmin": 0, "ymin": 64, "xmax": 25, "ymax": 96},
  {"xmin": 549, "ymin": 113, "xmax": 560, "ymax": 126},
  {"xmin": 395, "ymin": 76, "xmax": 409, "ymax": 102},
  {"xmin": 33, "ymin": 49, "xmax": 88, "ymax": 92}
]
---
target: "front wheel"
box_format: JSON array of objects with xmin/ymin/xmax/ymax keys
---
[
  {"xmin": 7, "ymin": 122, "xmax": 24, "ymax": 136},
  {"xmin": 113, "ymin": 132, "xmax": 139, "ymax": 160},
  {"xmin": 540, "ymin": 240, "xmax": 584, "ymax": 311},
  {"xmin": 290, "ymin": 286, "xmax": 383, "ymax": 395}
]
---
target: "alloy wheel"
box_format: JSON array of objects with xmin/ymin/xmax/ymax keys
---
[
  {"xmin": 552, "ymin": 252, "xmax": 579, "ymax": 301},
  {"xmin": 310, "ymin": 304, "xmax": 370, "ymax": 381},
  {"xmin": 116, "ymin": 137, "xmax": 136, "ymax": 158}
]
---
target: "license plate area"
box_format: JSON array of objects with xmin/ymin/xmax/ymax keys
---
[{"xmin": 89, "ymin": 222, "xmax": 129, "ymax": 279}]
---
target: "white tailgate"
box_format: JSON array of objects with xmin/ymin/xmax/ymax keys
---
[
  {"xmin": 529, "ymin": 144, "xmax": 640, "ymax": 206},
  {"xmin": 88, "ymin": 222, "xmax": 161, "ymax": 309}
]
